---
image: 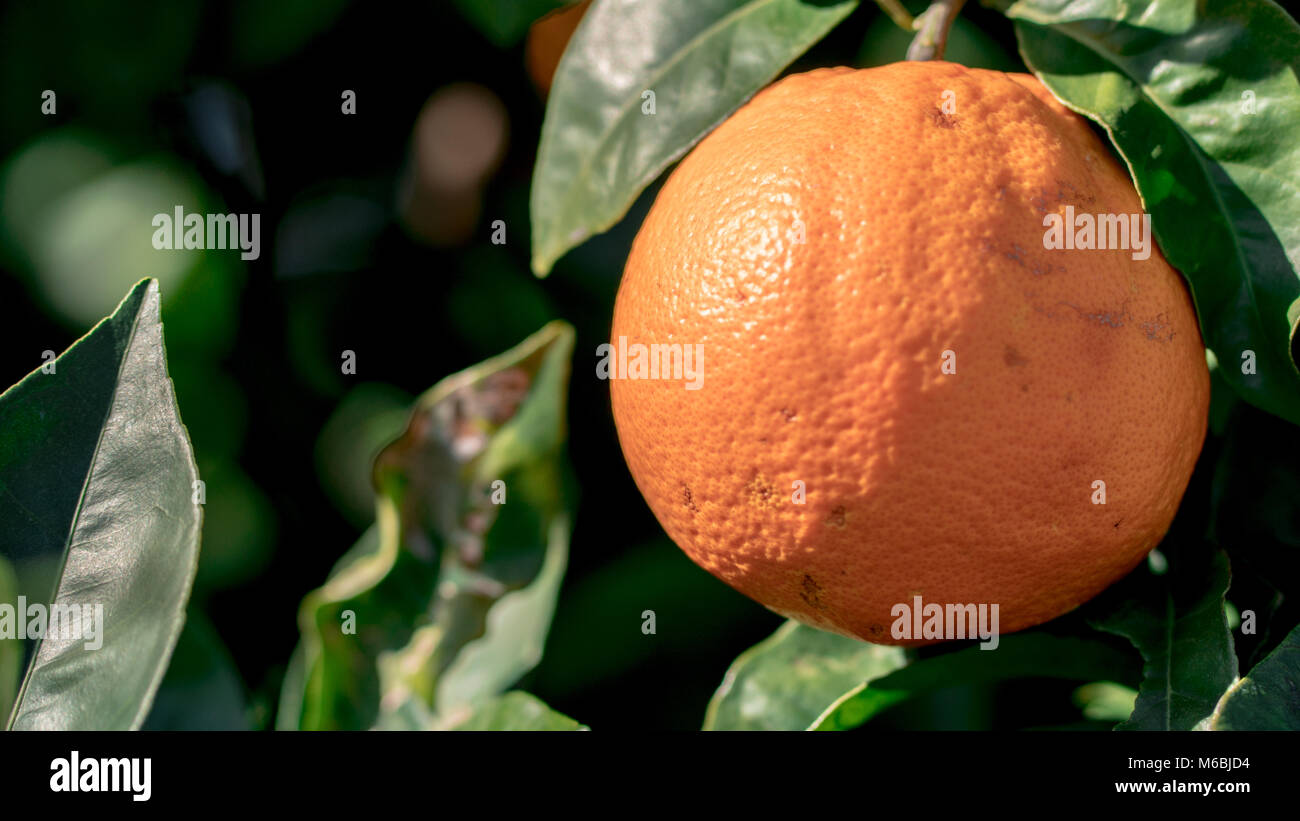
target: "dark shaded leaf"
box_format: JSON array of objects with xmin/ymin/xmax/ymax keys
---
[
  {"xmin": 1089, "ymin": 548, "xmax": 1236, "ymax": 730},
  {"xmin": 1210, "ymin": 623, "xmax": 1300, "ymax": 729}
]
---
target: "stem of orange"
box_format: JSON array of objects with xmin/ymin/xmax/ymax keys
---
[{"xmin": 906, "ymin": 0, "xmax": 967, "ymax": 61}]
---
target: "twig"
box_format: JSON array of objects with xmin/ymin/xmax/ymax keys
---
[{"xmin": 906, "ymin": 0, "xmax": 967, "ymax": 61}]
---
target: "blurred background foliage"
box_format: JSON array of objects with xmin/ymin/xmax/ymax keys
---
[{"xmin": 0, "ymin": 0, "xmax": 1292, "ymax": 730}]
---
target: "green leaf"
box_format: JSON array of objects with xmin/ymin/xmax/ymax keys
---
[
  {"xmin": 1210, "ymin": 623, "xmax": 1300, "ymax": 729},
  {"xmin": 433, "ymin": 513, "xmax": 570, "ymax": 714},
  {"xmin": 998, "ymin": 0, "xmax": 1300, "ymax": 424},
  {"xmin": 286, "ymin": 322, "xmax": 577, "ymax": 730},
  {"xmin": 1089, "ymin": 547, "xmax": 1237, "ymax": 730},
  {"xmin": 703, "ymin": 620, "xmax": 908, "ymax": 731},
  {"xmin": 449, "ymin": 691, "xmax": 587, "ymax": 731},
  {"xmin": 530, "ymin": 0, "xmax": 857, "ymax": 275},
  {"xmin": 810, "ymin": 633, "xmax": 1140, "ymax": 730},
  {"xmin": 0, "ymin": 279, "xmax": 202, "ymax": 730}
]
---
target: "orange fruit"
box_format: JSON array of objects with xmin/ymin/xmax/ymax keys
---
[
  {"xmin": 525, "ymin": 0, "xmax": 592, "ymax": 97},
  {"xmin": 609, "ymin": 62, "xmax": 1210, "ymax": 645}
]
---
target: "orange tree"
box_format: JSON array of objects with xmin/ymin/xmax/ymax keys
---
[{"xmin": 1, "ymin": 0, "xmax": 1296, "ymax": 734}]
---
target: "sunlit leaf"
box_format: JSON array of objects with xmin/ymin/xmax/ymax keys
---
[
  {"xmin": 1, "ymin": 279, "xmax": 202, "ymax": 730},
  {"xmin": 704, "ymin": 620, "xmax": 907, "ymax": 731},
  {"xmin": 449, "ymin": 691, "xmax": 586, "ymax": 730},
  {"xmin": 530, "ymin": 0, "xmax": 857, "ymax": 275}
]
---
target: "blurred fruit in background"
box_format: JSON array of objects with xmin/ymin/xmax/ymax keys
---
[
  {"xmin": 398, "ymin": 83, "xmax": 509, "ymax": 246},
  {"xmin": 525, "ymin": 0, "xmax": 592, "ymax": 97}
]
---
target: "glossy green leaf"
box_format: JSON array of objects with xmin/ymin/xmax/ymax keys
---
[
  {"xmin": 285, "ymin": 322, "xmax": 577, "ymax": 730},
  {"xmin": 530, "ymin": 0, "xmax": 857, "ymax": 275},
  {"xmin": 704, "ymin": 620, "xmax": 908, "ymax": 731},
  {"xmin": 998, "ymin": 0, "xmax": 1300, "ymax": 424},
  {"xmin": 1210, "ymin": 623, "xmax": 1300, "ymax": 729},
  {"xmin": 810, "ymin": 634, "xmax": 1140, "ymax": 731},
  {"xmin": 1, "ymin": 279, "xmax": 202, "ymax": 730},
  {"xmin": 1089, "ymin": 548, "xmax": 1237, "ymax": 730}
]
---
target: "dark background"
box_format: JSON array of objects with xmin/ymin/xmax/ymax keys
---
[{"xmin": 2, "ymin": 0, "xmax": 1278, "ymax": 731}]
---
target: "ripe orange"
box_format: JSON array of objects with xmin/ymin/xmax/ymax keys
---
[{"xmin": 610, "ymin": 62, "xmax": 1210, "ymax": 644}]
